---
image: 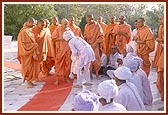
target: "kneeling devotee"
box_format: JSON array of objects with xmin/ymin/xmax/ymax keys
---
[
  {"xmin": 98, "ymin": 80, "xmax": 127, "ymax": 111},
  {"xmin": 113, "ymin": 66, "xmax": 146, "ymax": 111},
  {"xmin": 73, "ymin": 90, "xmax": 99, "ymax": 111},
  {"xmin": 63, "ymin": 30, "xmax": 95, "ymax": 88}
]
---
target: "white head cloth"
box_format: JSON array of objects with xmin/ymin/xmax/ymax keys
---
[
  {"xmin": 133, "ymin": 57, "xmax": 143, "ymax": 68},
  {"xmin": 126, "ymin": 52, "xmax": 137, "ymax": 58},
  {"xmin": 114, "ymin": 66, "xmax": 132, "ymax": 80},
  {"xmin": 123, "ymin": 58, "xmax": 139, "ymax": 72},
  {"xmin": 73, "ymin": 90, "xmax": 99, "ymax": 111},
  {"xmin": 114, "ymin": 66, "xmax": 146, "ymax": 110},
  {"xmin": 98, "ymin": 80, "xmax": 118, "ymax": 103},
  {"xmin": 106, "ymin": 70, "xmax": 115, "ymax": 79},
  {"xmin": 63, "ymin": 30, "xmax": 75, "ymax": 41}
]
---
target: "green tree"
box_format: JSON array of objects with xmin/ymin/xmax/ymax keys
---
[
  {"xmin": 78, "ymin": 15, "xmax": 87, "ymax": 34},
  {"xmin": 4, "ymin": 4, "xmax": 55, "ymax": 38}
]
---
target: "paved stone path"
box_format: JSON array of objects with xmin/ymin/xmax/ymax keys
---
[{"xmin": 2, "ymin": 37, "xmax": 165, "ymax": 112}]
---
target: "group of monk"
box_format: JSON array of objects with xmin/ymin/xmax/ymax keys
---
[{"xmin": 17, "ymin": 13, "xmax": 164, "ymax": 103}]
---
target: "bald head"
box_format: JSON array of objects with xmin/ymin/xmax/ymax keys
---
[
  {"xmin": 86, "ymin": 14, "xmax": 94, "ymax": 19},
  {"xmin": 37, "ymin": 19, "xmax": 45, "ymax": 30},
  {"xmin": 86, "ymin": 14, "xmax": 94, "ymax": 24},
  {"xmin": 61, "ymin": 18, "xmax": 69, "ymax": 28},
  {"xmin": 51, "ymin": 16, "xmax": 59, "ymax": 25},
  {"xmin": 110, "ymin": 15, "xmax": 116, "ymax": 24},
  {"xmin": 119, "ymin": 15, "xmax": 126, "ymax": 24},
  {"xmin": 26, "ymin": 17, "xmax": 36, "ymax": 28},
  {"xmin": 44, "ymin": 19, "xmax": 50, "ymax": 28},
  {"xmin": 68, "ymin": 16, "xmax": 75, "ymax": 26},
  {"xmin": 158, "ymin": 15, "xmax": 164, "ymax": 25},
  {"xmin": 97, "ymin": 16, "xmax": 103, "ymax": 23}
]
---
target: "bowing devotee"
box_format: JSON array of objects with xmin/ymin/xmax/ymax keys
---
[
  {"xmin": 84, "ymin": 14, "xmax": 104, "ymax": 80},
  {"xmin": 40, "ymin": 19, "xmax": 55, "ymax": 77},
  {"xmin": 68, "ymin": 16, "xmax": 83, "ymax": 79},
  {"xmin": 97, "ymin": 16, "xmax": 107, "ymax": 34},
  {"xmin": 73, "ymin": 90, "xmax": 99, "ymax": 111},
  {"xmin": 17, "ymin": 18, "xmax": 40, "ymax": 88},
  {"xmin": 63, "ymin": 30, "xmax": 95, "ymax": 88},
  {"xmin": 113, "ymin": 66, "xmax": 146, "ymax": 111},
  {"xmin": 97, "ymin": 80, "xmax": 127, "ymax": 111},
  {"xmin": 153, "ymin": 15, "xmax": 164, "ymax": 101},
  {"xmin": 49, "ymin": 16, "xmax": 60, "ymax": 34},
  {"xmin": 113, "ymin": 15, "xmax": 132, "ymax": 54},
  {"xmin": 134, "ymin": 17, "xmax": 155, "ymax": 77},
  {"xmin": 51, "ymin": 18, "xmax": 71, "ymax": 85}
]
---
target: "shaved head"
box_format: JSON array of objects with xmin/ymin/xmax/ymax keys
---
[
  {"xmin": 86, "ymin": 14, "xmax": 94, "ymax": 19},
  {"xmin": 61, "ymin": 18, "xmax": 69, "ymax": 28}
]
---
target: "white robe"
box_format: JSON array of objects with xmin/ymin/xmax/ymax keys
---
[
  {"xmin": 98, "ymin": 102, "xmax": 127, "ymax": 111},
  {"xmin": 114, "ymin": 83, "xmax": 146, "ymax": 111},
  {"xmin": 128, "ymin": 72, "xmax": 144, "ymax": 104},
  {"xmin": 137, "ymin": 68, "xmax": 153, "ymax": 105},
  {"xmin": 69, "ymin": 37, "xmax": 95, "ymax": 85},
  {"xmin": 69, "ymin": 37, "xmax": 95, "ymax": 68},
  {"xmin": 108, "ymin": 52, "xmax": 123, "ymax": 69},
  {"xmin": 128, "ymin": 28, "xmax": 137, "ymax": 52}
]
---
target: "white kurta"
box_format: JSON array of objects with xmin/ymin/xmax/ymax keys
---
[
  {"xmin": 128, "ymin": 72, "xmax": 144, "ymax": 104},
  {"xmin": 69, "ymin": 37, "xmax": 95, "ymax": 68},
  {"xmin": 137, "ymin": 68, "xmax": 153, "ymax": 105},
  {"xmin": 69, "ymin": 37, "xmax": 95, "ymax": 85},
  {"xmin": 101, "ymin": 53, "xmax": 107, "ymax": 67},
  {"xmin": 108, "ymin": 52, "xmax": 123, "ymax": 69},
  {"xmin": 114, "ymin": 83, "xmax": 146, "ymax": 111},
  {"xmin": 98, "ymin": 102, "xmax": 127, "ymax": 111},
  {"xmin": 128, "ymin": 28, "xmax": 137, "ymax": 52}
]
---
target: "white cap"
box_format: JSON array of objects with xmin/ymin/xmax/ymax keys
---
[
  {"xmin": 98, "ymin": 80, "xmax": 118, "ymax": 103},
  {"xmin": 123, "ymin": 58, "xmax": 139, "ymax": 72},
  {"xmin": 63, "ymin": 30, "xmax": 75, "ymax": 41},
  {"xmin": 114, "ymin": 66, "xmax": 132, "ymax": 80},
  {"xmin": 73, "ymin": 90, "xmax": 99, "ymax": 111},
  {"xmin": 106, "ymin": 70, "xmax": 115, "ymax": 79}
]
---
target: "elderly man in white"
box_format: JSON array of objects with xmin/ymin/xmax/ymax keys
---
[
  {"xmin": 112, "ymin": 66, "xmax": 146, "ymax": 111},
  {"xmin": 73, "ymin": 90, "xmax": 99, "ymax": 111},
  {"xmin": 63, "ymin": 30, "xmax": 95, "ymax": 88},
  {"xmin": 97, "ymin": 80, "xmax": 127, "ymax": 111},
  {"xmin": 134, "ymin": 57, "xmax": 153, "ymax": 105}
]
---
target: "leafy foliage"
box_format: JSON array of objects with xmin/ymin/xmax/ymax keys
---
[{"xmin": 4, "ymin": 3, "xmax": 164, "ymax": 39}]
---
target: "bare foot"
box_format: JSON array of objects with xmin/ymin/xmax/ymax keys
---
[
  {"xmin": 96, "ymin": 76, "xmax": 101, "ymax": 80},
  {"xmin": 35, "ymin": 78, "xmax": 43, "ymax": 82},
  {"xmin": 27, "ymin": 82, "xmax": 34, "ymax": 88},
  {"xmin": 73, "ymin": 84, "xmax": 82, "ymax": 88},
  {"xmin": 31, "ymin": 82, "xmax": 37, "ymax": 86},
  {"xmin": 83, "ymin": 82, "xmax": 93, "ymax": 86},
  {"xmin": 42, "ymin": 72, "xmax": 48, "ymax": 78},
  {"xmin": 54, "ymin": 80, "xmax": 59, "ymax": 85},
  {"xmin": 65, "ymin": 79, "xmax": 70, "ymax": 83},
  {"xmin": 64, "ymin": 78, "xmax": 71, "ymax": 83}
]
